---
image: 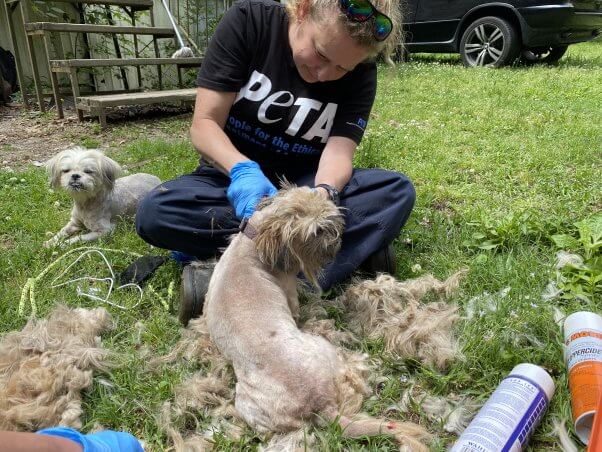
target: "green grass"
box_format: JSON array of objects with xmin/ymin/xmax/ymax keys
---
[{"xmin": 1, "ymin": 39, "xmax": 600, "ymax": 450}]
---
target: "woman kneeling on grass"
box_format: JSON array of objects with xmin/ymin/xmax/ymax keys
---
[{"xmin": 135, "ymin": 0, "xmax": 415, "ymax": 325}]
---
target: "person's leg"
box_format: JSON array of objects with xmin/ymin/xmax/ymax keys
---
[
  {"xmin": 136, "ymin": 165, "xmax": 240, "ymax": 325},
  {"xmin": 304, "ymin": 168, "xmax": 416, "ymax": 290},
  {"xmin": 135, "ymin": 165, "xmax": 239, "ymax": 258}
]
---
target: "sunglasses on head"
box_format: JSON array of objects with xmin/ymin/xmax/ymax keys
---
[{"xmin": 339, "ymin": 0, "xmax": 393, "ymax": 41}]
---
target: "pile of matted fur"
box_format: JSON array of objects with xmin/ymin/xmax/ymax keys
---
[
  {"xmin": 0, "ymin": 305, "xmax": 113, "ymax": 431},
  {"xmin": 153, "ymin": 270, "xmax": 468, "ymax": 450}
]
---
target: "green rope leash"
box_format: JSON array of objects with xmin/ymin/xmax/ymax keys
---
[{"xmin": 148, "ymin": 284, "xmax": 168, "ymax": 312}]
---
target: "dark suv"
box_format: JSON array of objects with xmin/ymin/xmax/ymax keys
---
[{"xmin": 402, "ymin": 0, "xmax": 602, "ymax": 66}]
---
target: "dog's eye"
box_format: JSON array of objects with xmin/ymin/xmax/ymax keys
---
[
  {"xmin": 84, "ymin": 169, "xmax": 95, "ymax": 174},
  {"xmin": 61, "ymin": 169, "xmax": 69, "ymax": 173}
]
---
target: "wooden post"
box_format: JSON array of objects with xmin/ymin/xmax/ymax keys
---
[
  {"xmin": 204, "ymin": 0, "xmax": 208, "ymax": 48},
  {"xmin": 76, "ymin": 4, "xmax": 97, "ymax": 93},
  {"xmin": 128, "ymin": 7, "xmax": 143, "ymax": 89},
  {"xmin": 25, "ymin": 33, "xmax": 46, "ymax": 112},
  {"xmin": 104, "ymin": 5, "xmax": 129, "ymax": 91},
  {"xmin": 149, "ymin": 5, "xmax": 163, "ymax": 89},
  {"xmin": 98, "ymin": 109, "xmax": 107, "ymax": 129},
  {"xmin": 49, "ymin": 69, "xmax": 63, "ymax": 118},
  {"xmin": 43, "ymin": 34, "xmax": 63, "ymax": 118},
  {"xmin": 20, "ymin": 0, "xmax": 46, "ymax": 112},
  {"xmin": 69, "ymin": 67, "xmax": 84, "ymax": 121}
]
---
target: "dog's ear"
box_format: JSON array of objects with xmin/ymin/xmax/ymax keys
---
[
  {"xmin": 99, "ymin": 154, "xmax": 121, "ymax": 189},
  {"xmin": 254, "ymin": 211, "xmax": 289, "ymax": 274},
  {"xmin": 46, "ymin": 152, "xmax": 63, "ymax": 189}
]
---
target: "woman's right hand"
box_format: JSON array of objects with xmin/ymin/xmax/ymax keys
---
[{"xmin": 227, "ymin": 161, "xmax": 278, "ymax": 219}]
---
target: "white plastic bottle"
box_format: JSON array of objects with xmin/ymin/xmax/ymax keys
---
[{"xmin": 451, "ymin": 363, "xmax": 555, "ymax": 452}]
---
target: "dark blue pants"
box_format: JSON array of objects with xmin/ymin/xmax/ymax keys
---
[{"xmin": 135, "ymin": 164, "xmax": 415, "ymax": 290}]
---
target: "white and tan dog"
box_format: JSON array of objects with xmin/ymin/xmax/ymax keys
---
[
  {"xmin": 44, "ymin": 147, "xmax": 160, "ymax": 247},
  {"xmin": 204, "ymin": 186, "xmax": 430, "ymax": 450}
]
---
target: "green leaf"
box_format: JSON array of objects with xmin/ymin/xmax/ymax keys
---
[
  {"xmin": 478, "ymin": 242, "xmax": 499, "ymax": 250},
  {"xmin": 475, "ymin": 253, "xmax": 488, "ymax": 264},
  {"xmin": 551, "ymin": 234, "xmax": 580, "ymax": 250}
]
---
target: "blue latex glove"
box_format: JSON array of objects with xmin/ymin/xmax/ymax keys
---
[
  {"xmin": 169, "ymin": 250, "xmax": 196, "ymax": 265},
  {"xmin": 227, "ymin": 161, "xmax": 277, "ymax": 219},
  {"xmin": 37, "ymin": 427, "xmax": 144, "ymax": 452}
]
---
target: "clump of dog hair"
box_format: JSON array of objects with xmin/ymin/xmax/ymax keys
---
[
  {"xmin": 419, "ymin": 394, "xmax": 478, "ymax": 434},
  {"xmin": 173, "ymin": 373, "xmax": 237, "ymax": 420},
  {"xmin": 335, "ymin": 271, "xmax": 467, "ymax": 370},
  {"xmin": 552, "ymin": 419, "xmax": 579, "ymax": 452},
  {"xmin": 259, "ymin": 429, "xmax": 316, "ymax": 452},
  {"xmin": 148, "ymin": 317, "xmax": 226, "ymax": 370},
  {"xmin": 385, "ymin": 381, "xmax": 479, "ymax": 435},
  {"xmin": 152, "ymin": 317, "xmax": 243, "ymax": 450},
  {"xmin": 0, "ymin": 305, "xmax": 113, "ymax": 430},
  {"xmin": 158, "ymin": 375, "xmax": 241, "ymax": 451},
  {"xmin": 158, "ymin": 402, "xmax": 212, "ymax": 451}
]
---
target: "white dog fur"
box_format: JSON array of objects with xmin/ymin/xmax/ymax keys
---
[
  {"xmin": 44, "ymin": 147, "xmax": 160, "ymax": 247},
  {"xmin": 204, "ymin": 186, "xmax": 430, "ymax": 450}
]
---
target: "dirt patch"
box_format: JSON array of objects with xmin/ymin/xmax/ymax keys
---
[
  {"xmin": 0, "ymin": 233, "xmax": 14, "ymax": 250},
  {"xmin": 1, "ymin": 105, "xmax": 92, "ymax": 169},
  {"xmin": 0, "ymin": 103, "xmax": 191, "ymax": 171}
]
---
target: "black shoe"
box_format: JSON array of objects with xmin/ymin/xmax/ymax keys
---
[
  {"xmin": 179, "ymin": 261, "xmax": 214, "ymax": 326},
  {"xmin": 359, "ymin": 243, "xmax": 397, "ymax": 276}
]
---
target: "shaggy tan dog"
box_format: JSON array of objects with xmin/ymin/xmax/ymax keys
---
[
  {"xmin": 204, "ymin": 186, "xmax": 430, "ymax": 450},
  {"xmin": 0, "ymin": 305, "xmax": 113, "ymax": 431}
]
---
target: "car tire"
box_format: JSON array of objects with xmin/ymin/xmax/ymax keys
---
[
  {"xmin": 520, "ymin": 45, "xmax": 568, "ymax": 65},
  {"xmin": 459, "ymin": 16, "xmax": 521, "ymax": 67}
]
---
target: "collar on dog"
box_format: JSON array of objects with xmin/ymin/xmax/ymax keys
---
[{"xmin": 239, "ymin": 218, "xmax": 258, "ymax": 240}]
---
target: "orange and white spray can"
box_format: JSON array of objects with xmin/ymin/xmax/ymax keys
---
[
  {"xmin": 588, "ymin": 390, "xmax": 602, "ymax": 451},
  {"xmin": 564, "ymin": 311, "xmax": 602, "ymax": 444}
]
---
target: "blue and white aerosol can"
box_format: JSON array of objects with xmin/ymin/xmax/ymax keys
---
[{"xmin": 451, "ymin": 363, "xmax": 555, "ymax": 452}]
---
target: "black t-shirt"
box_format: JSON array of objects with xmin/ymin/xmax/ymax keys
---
[{"xmin": 197, "ymin": 0, "xmax": 377, "ymax": 173}]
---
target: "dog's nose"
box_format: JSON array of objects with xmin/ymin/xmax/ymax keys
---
[{"xmin": 71, "ymin": 173, "xmax": 81, "ymax": 181}]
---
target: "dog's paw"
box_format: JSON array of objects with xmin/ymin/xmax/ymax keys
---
[
  {"xmin": 43, "ymin": 239, "xmax": 56, "ymax": 248},
  {"xmin": 63, "ymin": 237, "xmax": 81, "ymax": 247}
]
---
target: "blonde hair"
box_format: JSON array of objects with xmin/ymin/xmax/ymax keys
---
[{"xmin": 286, "ymin": 0, "xmax": 403, "ymax": 64}]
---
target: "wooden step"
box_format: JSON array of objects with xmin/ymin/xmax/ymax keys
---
[
  {"xmin": 6, "ymin": 0, "xmax": 153, "ymax": 9},
  {"xmin": 25, "ymin": 22, "xmax": 175, "ymax": 36},
  {"xmin": 51, "ymin": 57, "xmax": 203, "ymax": 70},
  {"xmin": 78, "ymin": 87, "xmax": 197, "ymax": 108}
]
